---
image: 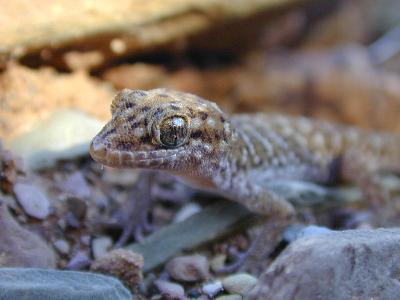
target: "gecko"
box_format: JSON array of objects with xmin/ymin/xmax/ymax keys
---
[{"xmin": 90, "ymin": 88, "xmax": 400, "ymax": 221}]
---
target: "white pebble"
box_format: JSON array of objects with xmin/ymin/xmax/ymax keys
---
[
  {"xmin": 222, "ymin": 273, "xmax": 258, "ymax": 296},
  {"xmin": 202, "ymin": 281, "xmax": 223, "ymax": 298},
  {"xmin": 92, "ymin": 236, "xmax": 113, "ymax": 260}
]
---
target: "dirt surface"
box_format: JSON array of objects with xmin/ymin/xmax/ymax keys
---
[{"xmin": 0, "ymin": 63, "xmax": 113, "ymax": 142}]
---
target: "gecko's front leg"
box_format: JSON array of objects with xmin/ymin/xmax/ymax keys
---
[
  {"xmin": 230, "ymin": 181, "xmax": 296, "ymax": 218},
  {"xmin": 215, "ymin": 168, "xmax": 296, "ymax": 218},
  {"xmin": 214, "ymin": 177, "xmax": 295, "ymax": 272}
]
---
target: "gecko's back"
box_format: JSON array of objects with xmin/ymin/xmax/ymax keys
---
[{"xmin": 230, "ymin": 113, "xmax": 400, "ymax": 184}]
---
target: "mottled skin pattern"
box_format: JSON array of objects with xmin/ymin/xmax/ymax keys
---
[{"xmin": 90, "ymin": 88, "xmax": 400, "ymax": 217}]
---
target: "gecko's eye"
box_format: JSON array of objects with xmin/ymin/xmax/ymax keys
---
[{"xmin": 158, "ymin": 116, "xmax": 189, "ymax": 147}]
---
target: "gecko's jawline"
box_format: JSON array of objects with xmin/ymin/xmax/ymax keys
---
[{"xmin": 89, "ymin": 139, "xmax": 182, "ymax": 168}]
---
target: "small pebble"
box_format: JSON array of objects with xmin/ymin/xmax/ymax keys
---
[
  {"xmin": 166, "ymin": 254, "xmax": 209, "ymax": 282},
  {"xmin": 222, "ymin": 273, "xmax": 258, "ymax": 296},
  {"xmin": 91, "ymin": 249, "xmax": 143, "ymax": 290},
  {"xmin": 65, "ymin": 211, "xmax": 81, "ymax": 228},
  {"xmin": 283, "ymin": 224, "xmax": 332, "ymax": 243},
  {"xmin": 53, "ymin": 239, "xmax": 70, "ymax": 255},
  {"xmin": 215, "ymin": 295, "xmax": 242, "ymax": 300},
  {"xmin": 210, "ymin": 254, "xmax": 227, "ymax": 272},
  {"xmin": 14, "ymin": 182, "xmax": 51, "ymax": 219},
  {"xmin": 173, "ymin": 202, "xmax": 202, "ymax": 223},
  {"xmin": 154, "ymin": 279, "xmax": 185, "ymax": 300},
  {"xmin": 57, "ymin": 218, "xmax": 66, "ymax": 230},
  {"xmin": 187, "ymin": 288, "xmax": 201, "ymax": 298},
  {"xmin": 94, "ymin": 190, "xmax": 109, "ymax": 209},
  {"xmin": 67, "ymin": 251, "xmax": 91, "ymax": 270},
  {"xmin": 60, "ymin": 171, "xmax": 92, "ymax": 198},
  {"xmin": 92, "ymin": 236, "xmax": 113, "ymax": 260},
  {"xmin": 80, "ymin": 235, "xmax": 91, "ymax": 246},
  {"xmin": 202, "ymin": 281, "xmax": 224, "ymax": 298},
  {"xmin": 298, "ymin": 225, "xmax": 332, "ymax": 239}
]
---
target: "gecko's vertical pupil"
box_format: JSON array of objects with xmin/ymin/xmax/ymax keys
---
[{"xmin": 159, "ymin": 116, "xmax": 188, "ymax": 147}]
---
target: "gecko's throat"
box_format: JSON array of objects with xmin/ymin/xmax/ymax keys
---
[{"xmin": 90, "ymin": 135, "xmax": 182, "ymax": 169}]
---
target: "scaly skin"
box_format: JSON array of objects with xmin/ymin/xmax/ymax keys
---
[{"xmin": 90, "ymin": 88, "xmax": 400, "ymax": 217}]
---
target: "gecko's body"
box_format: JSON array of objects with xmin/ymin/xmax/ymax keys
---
[{"xmin": 90, "ymin": 89, "xmax": 400, "ymax": 216}]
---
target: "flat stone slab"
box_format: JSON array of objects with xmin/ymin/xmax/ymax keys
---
[
  {"xmin": 1, "ymin": 0, "xmax": 311, "ymax": 58},
  {"xmin": 246, "ymin": 228, "xmax": 400, "ymax": 300},
  {"xmin": 0, "ymin": 268, "xmax": 132, "ymax": 300}
]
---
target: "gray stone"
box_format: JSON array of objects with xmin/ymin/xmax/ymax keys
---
[
  {"xmin": 13, "ymin": 182, "xmax": 51, "ymax": 219},
  {"xmin": 66, "ymin": 251, "xmax": 91, "ymax": 270},
  {"xmin": 0, "ymin": 201, "xmax": 56, "ymax": 268},
  {"xmin": 53, "ymin": 239, "xmax": 70, "ymax": 255},
  {"xmin": 246, "ymin": 228, "xmax": 400, "ymax": 300},
  {"xmin": 0, "ymin": 268, "xmax": 132, "ymax": 300},
  {"xmin": 154, "ymin": 279, "xmax": 185, "ymax": 300},
  {"xmin": 10, "ymin": 110, "xmax": 104, "ymax": 170}
]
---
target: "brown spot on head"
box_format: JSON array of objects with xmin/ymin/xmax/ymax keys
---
[
  {"xmin": 199, "ymin": 111, "xmax": 208, "ymax": 120},
  {"xmin": 191, "ymin": 130, "xmax": 203, "ymax": 139},
  {"xmin": 141, "ymin": 106, "xmax": 150, "ymax": 112},
  {"xmin": 139, "ymin": 135, "xmax": 152, "ymax": 144},
  {"xmin": 170, "ymin": 104, "xmax": 180, "ymax": 111}
]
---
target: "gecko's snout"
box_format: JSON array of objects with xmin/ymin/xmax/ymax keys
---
[{"xmin": 89, "ymin": 135, "xmax": 107, "ymax": 164}]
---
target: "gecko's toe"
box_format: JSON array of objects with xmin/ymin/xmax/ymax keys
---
[{"xmin": 113, "ymin": 210, "xmax": 155, "ymax": 248}]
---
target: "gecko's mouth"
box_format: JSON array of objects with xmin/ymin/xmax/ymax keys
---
[{"xmin": 89, "ymin": 136, "xmax": 182, "ymax": 169}]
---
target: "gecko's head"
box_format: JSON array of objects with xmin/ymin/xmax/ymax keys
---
[{"xmin": 90, "ymin": 89, "xmax": 233, "ymax": 175}]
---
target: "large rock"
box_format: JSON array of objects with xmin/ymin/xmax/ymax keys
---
[
  {"xmin": 0, "ymin": 268, "xmax": 132, "ymax": 300},
  {"xmin": 246, "ymin": 228, "xmax": 400, "ymax": 300},
  {"xmin": 0, "ymin": 0, "xmax": 312, "ymax": 60},
  {"xmin": 0, "ymin": 200, "xmax": 56, "ymax": 268}
]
